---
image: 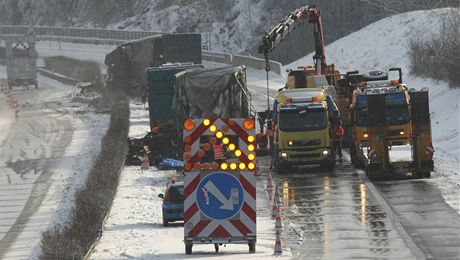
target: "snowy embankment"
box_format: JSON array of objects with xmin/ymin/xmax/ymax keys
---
[{"xmin": 285, "ymin": 8, "xmax": 459, "ymax": 211}]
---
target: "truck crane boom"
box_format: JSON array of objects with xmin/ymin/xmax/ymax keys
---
[{"xmin": 258, "ymin": 5, "xmax": 327, "ymax": 75}]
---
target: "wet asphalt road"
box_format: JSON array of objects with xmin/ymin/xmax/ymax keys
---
[
  {"xmin": 247, "ymin": 83, "xmax": 460, "ymax": 259},
  {"xmin": 272, "ymin": 163, "xmax": 416, "ymax": 259},
  {"xmin": 375, "ymin": 179, "xmax": 460, "ymax": 259}
]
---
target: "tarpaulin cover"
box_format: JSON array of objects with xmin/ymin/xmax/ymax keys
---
[
  {"xmin": 173, "ymin": 66, "xmax": 250, "ymax": 118},
  {"xmin": 158, "ymin": 158, "xmax": 184, "ymax": 170}
]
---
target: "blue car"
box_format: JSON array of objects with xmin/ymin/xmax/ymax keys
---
[{"xmin": 158, "ymin": 181, "xmax": 184, "ymax": 226}]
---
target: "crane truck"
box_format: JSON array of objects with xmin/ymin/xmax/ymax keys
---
[
  {"xmin": 343, "ymin": 68, "xmax": 434, "ymax": 179},
  {"xmin": 258, "ymin": 5, "xmax": 343, "ymax": 171}
]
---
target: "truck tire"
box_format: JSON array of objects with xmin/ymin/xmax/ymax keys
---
[
  {"xmin": 185, "ymin": 244, "xmax": 193, "ymax": 254},
  {"xmin": 363, "ymin": 71, "xmax": 388, "ymax": 81},
  {"xmin": 320, "ymin": 160, "xmax": 335, "ymax": 171},
  {"xmin": 350, "ymin": 146, "xmax": 364, "ymax": 169},
  {"xmin": 416, "ymin": 170, "xmax": 431, "ymax": 179},
  {"xmin": 214, "ymin": 243, "xmax": 219, "ymax": 253},
  {"xmin": 276, "ymin": 162, "xmax": 290, "ymax": 174},
  {"xmin": 248, "ymin": 242, "xmax": 256, "ymax": 253},
  {"xmin": 163, "ymin": 219, "xmax": 169, "ymax": 227}
]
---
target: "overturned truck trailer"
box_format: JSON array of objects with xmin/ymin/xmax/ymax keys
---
[
  {"xmin": 126, "ymin": 65, "xmax": 252, "ymax": 165},
  {"xmin": 105, "ymin": 33, "xmax": 202, "ymax": 95},
  {"xmin": 173, "ymin": 66, "xmax": 251, "ymax": 120}
]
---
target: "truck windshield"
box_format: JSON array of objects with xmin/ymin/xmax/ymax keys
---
[
  {"xmin": 279, "ymin": 109, "xmax": 327, "ymax": 132},
  {"xmin": 387, "ymin": 105, "xmax": 409, "ymax": 125},
  {"xmin": 355, "ymin": 105, "xmax": 409, "ymax": 127},
  {"xmin": 355, "ymin": 107, "xmax": 368, "ymax": 127}
]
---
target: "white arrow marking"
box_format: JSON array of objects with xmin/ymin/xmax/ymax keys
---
[{"xmin": 204, "ymin": 181, "xmax": 234, "ymax": 211}]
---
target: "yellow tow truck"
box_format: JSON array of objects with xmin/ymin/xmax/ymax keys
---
[
  {"xmin": 272, "ymin": 88, "xmax": 340, "ymax": 172},
  {"xmin": 344, "ymin": 69, "xmax": 434, "ymax": 179}
]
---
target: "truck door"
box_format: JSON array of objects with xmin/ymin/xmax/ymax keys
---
[
  {"xmin": 409, "ymin": 89, "xmax": 434, "ymax": 172},
  {"xmin": 366, "ymin": 94, "xmax": 389, "ymax": 172}
]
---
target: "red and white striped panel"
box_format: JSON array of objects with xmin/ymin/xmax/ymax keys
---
[
  {"xmin": 184, "ymin": 118, "xmax": 254, "ymax": 167},
  {"xmin": 425, "ymin": 145, "xmax": 434, "ymax": 155},
  {"xmin": 183, "ymin": 171, "xmax": 256, "ymax": 239},
  {"xmin": 183, "ymin": 118, "xmax": 256, "ymax": 241}
]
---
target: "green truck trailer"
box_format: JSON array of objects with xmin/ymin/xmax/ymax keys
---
[{"xmin": 131, "ymin": 64, "xmax": 252, "ymax": 164}]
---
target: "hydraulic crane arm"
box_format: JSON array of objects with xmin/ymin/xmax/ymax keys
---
[{"xmin": 258, "ymin": 5, "xmax": 327, "ymax": 75}]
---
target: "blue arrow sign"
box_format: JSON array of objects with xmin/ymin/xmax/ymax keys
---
[{"xmin": 196, "ymin": 172, "xmax": 244, "ymax": 220}]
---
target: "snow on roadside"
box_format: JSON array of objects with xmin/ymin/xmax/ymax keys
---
[
  {"xmin": 0, "ymin": 86, "xmax": 14, "ymax": 147},
  {"xmin": 285, "ymin": 8, "xmax": 459, "ymax": 213},
  {"xmin": 36, "ymin": 41, "xmax": 114, "ymax": 66},
  {"xmin": 0, "ymin": 63, "xmax": 110, "ymax": 258},
  {"xmin": 92, "ymin": 101, "xmax": 291, "ymax": 259}
]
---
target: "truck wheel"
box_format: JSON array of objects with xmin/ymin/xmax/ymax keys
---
[
  {"xmin": 363, "ymin": 71, "xmax": 388, "ymax": 81},
  {"xmin": 276, "ymin": 161, "xmax": 290, "ymax": 174},
  {"xmin": 214, "ymin": 243, "xmax": 219, "ymax": 253},
  {"xmin": 320, "ymin": 161, "xmax": 335, "ymax": 171},
  {"xmin": 185, "ymin": 244, "xmax": 193, "ymax": 254},
  {"xmin": 163, "ymin": 219, "xmax": 169, "ymax": 227},
  {"xmin": 416, "ymin": 170, "xmax": 431, "ymax": 179},
  {"xmin": 248, "ymin": 242, "xmax": 256, "ymax": 253},
  {"xmin": 424, "ymin": 171, "xmax": 431, "ymax": 178}
]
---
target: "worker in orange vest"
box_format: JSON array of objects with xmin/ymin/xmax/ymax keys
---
[
  {"xmin": 213, "ymin": 140, "xmax": 226, "ymax": 163},
  {"xmin": 333, "ymin": 120, "xmax": 345, "ymax": 163}
]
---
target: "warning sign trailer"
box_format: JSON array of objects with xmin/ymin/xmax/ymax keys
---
[{"xmin": 183, "ymin": 118, "xmax": 257, "ymax": 254}]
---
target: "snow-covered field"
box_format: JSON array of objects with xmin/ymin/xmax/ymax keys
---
[{"xmin": 285, "ymin": 8, "xmax": 459, "ymax": 212}]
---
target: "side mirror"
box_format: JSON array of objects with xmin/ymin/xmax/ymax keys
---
[{"xmin": 158, "ymin": 194, "xmax": 164, "ymax": 199}]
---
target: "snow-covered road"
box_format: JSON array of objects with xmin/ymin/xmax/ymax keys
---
[
  {"xmin": 91, "ymin": 102, "xmax": 290, "ymax": 259},
  {"xmin": 0, "ymin": 66, "xmax": 109, "ymax": 259}
]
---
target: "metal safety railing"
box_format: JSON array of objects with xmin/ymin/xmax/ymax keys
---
[{"xmin": 0, "ymin": 25, "xmax": 282, "ymax": 75}]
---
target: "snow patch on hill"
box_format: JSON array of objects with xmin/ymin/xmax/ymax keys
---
[{"xmin": 286, "ymin": 8, "xmax": 459, "ymax": 212}]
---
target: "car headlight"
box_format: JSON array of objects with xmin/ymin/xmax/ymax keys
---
[
  {"xmin": 322, "ymin": 150, "xmax": 329, "ymax": 156},
  {"xmin": 363, "ymin": 133, "xmax": 369, "ymax": 138},
  {"xmin": 288, "ymin": 140, "xmax": 293, "ymax": 146},
  {"xmin": 281, "ymin": 152, "xmax": 287, "ymax": 159}
]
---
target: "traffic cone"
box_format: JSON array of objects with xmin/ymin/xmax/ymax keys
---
[
  {"xmin": 272, "ymin": 200, "xmax": 280, "ymax": 218},
  {"xmin": 275, "ymin": 215, "xmax": 283, "ymax": 231},
  {"xmin": 274, "ymin": 185, "xmax": 281, "ymax": 206},
  {"xmin": 266, "ymin": 170, "xmax": 273, "ymax": 191},
  {"xmin": 141, "ymin": 152, "xmax": 149, "ymax": 170},
  {"xmin": 273, "ymin": 230, "xmax": 282, "ymax": 255},
  {"xmin": 254, "ymin": 159, "xmax": 260, "ymax": 176}
]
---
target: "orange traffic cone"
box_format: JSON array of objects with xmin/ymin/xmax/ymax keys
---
[
  {"xmin": 141, "ymin": 152, "xmax": 149, "ymax": 170},
  {"xmin": 272, "ymin": 200, "xmax": 280, "ymax": 218},
  {"xmin": 275, "ymin": 215, "xmax": 283, "ymax": 231},
  {"xmin": 254, "ymin": 159, "xmax": 260, "ymax": 176},
  {"xmin": 266, "ymin": 170, "xmax": 273, "ymax": 191},
  {"xmin": 274, "ymin": 185, "xmax": 281, "ymax": 206},
  {"xmin": 273, "ymin": 230, "xmax": 282, "ymax": 255}
]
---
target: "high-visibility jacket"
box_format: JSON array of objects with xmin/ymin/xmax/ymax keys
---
[
  {"xmin": 333, "ymin": 125, "xmax": 345, "ymax": 141},
  {"xmin": 213, "ymin": 144, "xmax": 225, "ymax": 159}
]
